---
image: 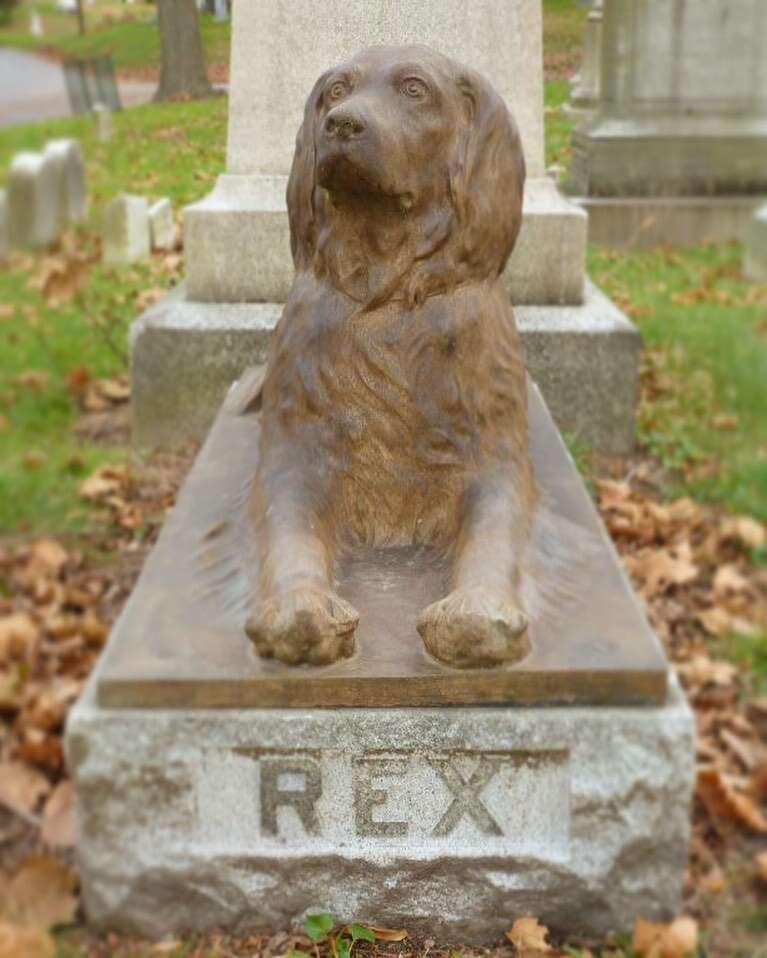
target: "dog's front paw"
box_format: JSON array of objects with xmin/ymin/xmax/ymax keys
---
[
  {"xmin": 246, "ymin": 586, "xmax": 359, "ymax": 665},
  {"xmin": 417, "ymin": 586, "xmax": 529, "ymax": 668}
]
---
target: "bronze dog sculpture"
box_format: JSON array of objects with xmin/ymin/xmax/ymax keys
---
[{"xmin": 246, "ymin": 45, "xmax": 536, "ymax": 669}]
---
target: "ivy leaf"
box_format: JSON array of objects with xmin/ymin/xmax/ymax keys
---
[
  {"xmin": 304, "ymin": 913, "xmax": 334, "ymax": 942},
  {"xmin": 348, "ymin": 924, "xmax": 375, "ymax": 943},
  {"xmin": 335, "ymin": 937, "xmax": 352, "ymax": 958}
]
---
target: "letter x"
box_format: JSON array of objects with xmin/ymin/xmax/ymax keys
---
[{"xmin": 429, "ymin": 756, "xmax": 502, "ymax": 836}]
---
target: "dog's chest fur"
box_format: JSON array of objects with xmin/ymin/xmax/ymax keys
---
[{"xmin": 262, "ymin": 278, "xmax": 525, "ymax": 546}]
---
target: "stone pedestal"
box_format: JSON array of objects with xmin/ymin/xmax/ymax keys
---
[
  {"xmin": 66, "ymin": 374, "xmax": 694, "ymax": 942},
  {"xmin": 568, "ymin": 0, "xmax": 767, "ymax": 247},
  {"xmin": 131, "ymin": 280, "xmax": 640, "ymax": 456}
]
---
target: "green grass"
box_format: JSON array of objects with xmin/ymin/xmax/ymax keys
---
[
  {"xmin": 0, "ymin": 98, "xmax": 225, "ymax": 534},
  {"xmin": 0, "ymin": 0, "xmax": 230, "ymax": 73},
  {"xmin": 589, "ymin": 243, "xmax": 767, "ymax": 520}
]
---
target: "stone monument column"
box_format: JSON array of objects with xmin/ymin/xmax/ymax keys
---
[
  {"xmin": 569, "ymin": 0, "xmax": 767, "ymax": 246},
  {"xmin": 183, "ymin": 0, "xmax": 577, "ymax": 306},
  {"xmin": 566, "ymin": 0, "xmax": 603, "ymax": 120}
]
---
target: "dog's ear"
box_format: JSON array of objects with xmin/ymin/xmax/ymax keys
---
[
  {"xmin": 449, "ymin": 69, "xmax": 526, "ymax": 280},
  {"xmin": 287, "ymin": 70, "xmax": 331, "ymax": 271}
]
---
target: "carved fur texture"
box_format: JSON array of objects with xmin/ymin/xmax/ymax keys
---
[{"xmin": 247, "ymin": 46, "xmax": 536, "ymax": 668}]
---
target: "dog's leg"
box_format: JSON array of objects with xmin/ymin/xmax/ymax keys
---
[
  {"xmin": 417, "ymin": 475, "xmax": 531, "ymax": 668},
  {"xmin": 246, "ymin": 467, "xmax": 359, "ymax": 666}
]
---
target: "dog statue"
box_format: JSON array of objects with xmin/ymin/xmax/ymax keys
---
[{"xmin": 246, "ymin": 45, "xmax": 536, "ymax": 669}]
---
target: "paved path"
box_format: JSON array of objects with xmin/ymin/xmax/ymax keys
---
[{"xmin": 0, "ymin": 47, "xmax": 155, "ymax": 128}]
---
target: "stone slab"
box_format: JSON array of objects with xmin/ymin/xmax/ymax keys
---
[
  {"xmin": 44, "ymin": 138, "xmax": 87, "ymax": 229},
  {"xmin": 130, "ymin": 280, "xmax": 638, "ymax": 455},
  {"xmin": 744, "ymin": 202, "xmax": 767, "ymax": 282},
  {"xmin": 102, "ymin": 194, "xmax": 150, "ymax": 267},
  {"xmin": 66, "ymin": 669, "xmax": 694, "ymax": 941},
  {"xmin": 105, "ymin": 370, "xmax": 665, "ymax": 709},
  {"xmin": 226, "ymin": 0, "xmax": 545, "ymax": 180},
  {"xmin": 7, "ymin": 150, "xmax": 59, "ymax": 249},
  {"xmin": 573, "ymin": 194, "xmax": 764, "ymax": 248},
  {"xmin": 149, "ymin": 197, "xmax": 175, "ymax": 251},
  {"xmin": 183, "ymin": 176, "xmax": 586, "ymax": 306}
]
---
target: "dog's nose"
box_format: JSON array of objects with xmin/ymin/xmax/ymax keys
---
[{"xmin": 325, "ymin": 109, "xmax": 366, "ymax": 139}]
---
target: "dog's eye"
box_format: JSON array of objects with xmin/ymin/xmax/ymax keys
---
[
  {"xmin": 401, "ymin": 77, "xmax": 428, "ymax": 99},
  {"xmin": 328, "ymin": 81, "xmax": 348, "ymax": 101}
]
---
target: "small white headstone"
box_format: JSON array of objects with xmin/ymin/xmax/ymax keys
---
[
  {"xmin": 102, "ymin": 194, "xmax": 150, "ymax": 266},
  {"xmin": 93, "ymin": 103, "xmax": 113, "ymax": 142},
  {"xmin": 7, "ymin": 151, "xmax": 60, "ymax": 249},
  {"xmin": 0, "ymin": 190, "xmax": 8, "ymax": 261},
  {"xmin": 744, "ymin": 203, "xmax": 767, "ymax": 283},
  {"xmin": 213, "ymin": 0, "xmax": 229, "ymax": 21},
  {"xmin": 148, "ymin": 198, "xmax": 176, "ymax": 251},
  {"xmin": 30, "ymin": 10, "xmax": 44, "ymax": 36},
  {"xmin": 44, "ymin": 139, "xmax": 88, "ymax": 230}
]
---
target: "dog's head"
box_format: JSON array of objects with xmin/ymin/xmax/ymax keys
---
[{"xmin": 287, "ymin": 45, "xmax": 526, "ymax": 300}]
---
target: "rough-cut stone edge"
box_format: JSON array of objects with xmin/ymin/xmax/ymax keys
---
[
  {"xmin": 183, "ymin": 175, "xmax": 586, "ymax": 306},
  {"xmin": 65, "ymin": 664, "xmax": 694, "ymax": 943},
  {"xmin": 129, "ymin": 279, "xmax": 639, "ymax": 455}
]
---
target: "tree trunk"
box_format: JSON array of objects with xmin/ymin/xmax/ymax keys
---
[
  {"xmin": 155, "ymin": 0, "xmax": 213, "ymax": 101},
  {"xmin": 75, "ymin": 0, "xmax": 85, "ymax": 35}
]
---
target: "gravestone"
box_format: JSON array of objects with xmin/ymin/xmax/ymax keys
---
[
  {"xmin": 148, "ymin": 198, "xmax": 175, "ymax": 251},
  {"xmin": 744, "ymin": 203, "xmax": 767, "ymax": 282},
  {"xmin": 131, "ymin": 0, "xmax": 641, "ymax": 457},
  {"xmin": 45, "ymin": 139, "xmax": 87, "ymax": 230},
  {"xmin": 7, "ymin": 151, "xmax": 59, "ymax": 249},
  {"xmin": 569, "ymin": 0, "xmax": 767, "ymax": 247},
  {"xmin": 93, "ymin": 103, "xmax": 113, "ymax": 142},
  {"xmin": 102, "ymin": 195, "xmax": 150, "ymax": 266}
]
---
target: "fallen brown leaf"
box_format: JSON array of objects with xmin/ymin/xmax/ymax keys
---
[
  {"xmin": 633, "ymin": 915, "xmax": 698, "ymax": 958},
  {"xmin": 0, "ymin": 855, "xmax": 78, "ymax": 929},
  {"xmin": 0, "ymin": 922, "xmax": 54, "ymax": 958},
  {"xmin": 697, "ymin": 765, "xmax": 767, "ymax": 833},
  {"xmin": 368, "ymin": 927, "xmax": 409, "ymax": 942},
  {"xmin": 41, "ymin": 782, "xmax": 74, "ymax": 849},
  {"xmin": 506, "ymin": 916, "xmax": 554, "ymax": 955},
  {"xmin": 0, "ymin": 761, "xmax": 49, "ymax": 814}
]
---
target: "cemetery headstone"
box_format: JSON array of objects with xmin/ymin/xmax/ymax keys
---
[
  {"xmin": 102, "ymin": 194, "xmax": 150, "ymax": 266},
  {"xmin": 568, "ymin": 0, "xmax": 767, "ymax": 247},
  {"xmin": 68, "ymin": 46, "xmax": 694, "ymax": 943},
  {"xmin": 744, "ymin": 203, "xmax": 767, "ymax": 283},
  {"xmin": 44, "ymin": 139, "xmax": 88, "ymax": 230},
  {"xmin": 93, "ymin": 103, "xmax": 113, "ymax": 142},
  {"xmin": 132, "ymin": 0, "xmax": 641, "ymax": 459},
  {"xmin": 213, "ymin": 0, "xmax": 229, "ymax": 22},
  {"xmin": 29, "ymin": 10, "xmax": 43, "ymax": 36},
  {"xmin": 148, "ymin": 198, "xmax": 175, "ymax": 251},
  {"xmin": 7, "ymin": 151, "xmax": 59, "ymax": 249}
]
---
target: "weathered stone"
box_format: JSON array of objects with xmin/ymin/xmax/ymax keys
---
[
  {"xmin": 148, "ymin": 198, "xmax": 175, "ymax": 251},
  {"xmin": 7, "ymin": 151, "xmax": 59, "ymax": 249},
  {"xmin": 569, "ymin": 0, "xmax": 767, "ymax": 204},
  {"xmin": 93, "ymin": 103, "xmax": 113, "ymax": 142},
  {"xmin": 184, "ymin": 175, "xmax": 586, "ymax": 307},
  {"xmin": 744, "ymin": 203, "xmax": 767, "ymax": 282},
  {"xmin": 130, "ymin": 280, "xmax": 638, "ymax": 455},
  {"xmin": 44, "ymin": 138, "xmax": 87, "ymax": 229},
  {"xmin": 0, "ymin": 190, "xmax": 8, "ymax": 261},
  {"xmin": 574, "ymin": 195, "xmax": 762, "ymax": 250},
  {"xmin": 102, "ymin": 194, "xmax": 150, "ymax": 266},
  {"xmin": 66, "ymin": 667, "xmax": 694, "ymax": 942}
]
